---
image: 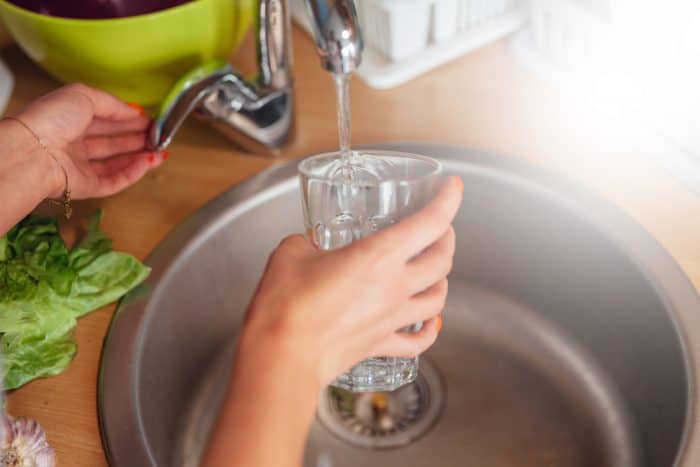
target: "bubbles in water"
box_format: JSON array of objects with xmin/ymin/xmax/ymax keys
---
[
  {"xmin": 368, "ymin": 215, "xmax": 395, "ymax": 232},
  {"xmin": 325, "ymin": 152, "xmax": 398, "ymax": 185},
  {"xmin": 333, "ymin": 356, "xmax": 419, "ymax": 391},
  {"xmin": 331, "ymin": 212, "xmax": 357, "ymax": 247},
  {"xmin": 313, "ymin": 212, "xmax": 361, "ymax": 250},
  {"xmin": 313, "ymin": 223, "xmax": 332, "ymax": 250},
  {"xmin": 309, "ymin": 153, "xmax": 404, "ymax": 251}
]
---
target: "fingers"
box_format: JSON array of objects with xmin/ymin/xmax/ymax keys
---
[
  {"xmin": 90, "ymin": 150, "xmax": 165, "ymax": 197},
  {"xmin": 370, "ymin": 316, "xmax": 441, "ymax": 358},
  {"xmin": 405, "ymin": 226, "xmax": 455, "ymax": 295},
  {"xmin": 389, "ymin": 278, "xmax": 448, "ymax": 331},
  {"xmin": 366, "ymin": 278, "xmax": 448, "ymax": 359},
  {"xmin": 83, "ymin": 132, "xmax": 147, "ymax": 159},
  {"xmin": 367, "ymin": 177, "xmax": 462, "ymax": 261},
  {"xmin": 12, "ymin": 84, "xmax": 150, "ymax": 150},
  {"xmin": 86, "ymin": 116, "xmax": 151, "ymax": 137},
  {"xmin": 64, "ymin": 83, "xmax": 144, "ymax": 121},
  {"xmin": 91, "ymin": 150, "xmax": 165, "ymax": 176}
]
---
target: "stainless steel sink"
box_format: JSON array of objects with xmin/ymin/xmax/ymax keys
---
[{"xmin": 99, "ymin": 144, "xmax": 697, "ymax": 467}]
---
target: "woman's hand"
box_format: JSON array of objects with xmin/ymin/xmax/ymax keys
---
[
  {"xmin": 0, "ymin": 84, "xmax": 165, "ymax": 234},
  {"xmin": 14, "ymin": 83, "xmax": 165, "ymax": 199},
  {"xmin": 205, "ymin": 177, "xmax": 463, "ymax": 467},
  {"xmin": 243, "ymin": 176, "xmax": 462, "ymax": 387}
]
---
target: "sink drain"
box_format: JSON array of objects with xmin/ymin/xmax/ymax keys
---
[{"xmin": 317, "ymin": 358, "xmax": 444, "ymax": 449}]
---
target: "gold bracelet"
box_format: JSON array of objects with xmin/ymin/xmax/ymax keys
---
[{"xmin": 3, "ymin": 116, "xmax": 72, "ymax": 219}]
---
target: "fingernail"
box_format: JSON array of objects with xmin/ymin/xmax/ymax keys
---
[
  {"xmin": 455, "ymin": 177, "xmax": 463, "ymax": 193},
  {"xmin": 436, "ymin": 315, "xmax": 443, "ymax": 332},
  {"xmin": 127, "ymin": 102, "xmax": 145, "ymax": 116},
  {"xmin": 161, "ymin": 150, "xmax": 169, "ymax": 161},
  {"xmin": 148, "ymin": 154, "xmax": 155, "ymax": 164}
]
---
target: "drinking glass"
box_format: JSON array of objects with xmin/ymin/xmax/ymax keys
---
[{"xmin": 298, "ymin": 150, "xmax": 442, "ymax": 392}]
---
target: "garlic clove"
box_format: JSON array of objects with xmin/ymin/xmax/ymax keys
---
[{"xmin": 0, "ymin": 412, "xmax": 55, "ymax": 467}]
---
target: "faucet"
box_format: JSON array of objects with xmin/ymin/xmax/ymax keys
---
[{"xmin": 148, "ymin": 0, "xmax": 363, "ymax": 154}]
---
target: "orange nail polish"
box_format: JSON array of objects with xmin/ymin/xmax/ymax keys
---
[
  {"xmin": 148, "ymin": 154, "xmax": 155, "ymax": 164},
  {"xmin": 455, "ymin": 177, "xmax": 463, "ymax": 193},
  {"xmin": 127, "ymin": 102, "xmax": 145, "ymax": 116},
  {"xmin": 436, "ymin": 315, "xmax": 443, "ymax": 332}
]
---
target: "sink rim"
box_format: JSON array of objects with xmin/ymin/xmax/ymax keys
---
[{"xmin": 98, "ymin": 143, "xmax": 698, "ymax": 466}]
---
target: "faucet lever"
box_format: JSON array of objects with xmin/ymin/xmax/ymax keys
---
[{"xmin": 148, "ymin": 61, "xmax": 232, "ymax": 152}]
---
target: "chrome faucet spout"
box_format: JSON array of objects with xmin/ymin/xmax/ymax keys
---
[{"xmin": 304, "ymin": 0, "xmax": 363, "ymax": 74}]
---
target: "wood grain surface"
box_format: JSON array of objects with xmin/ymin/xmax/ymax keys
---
[{"xmin": 1, "ymin": 26, "xmax": 698, "ymax": 466}]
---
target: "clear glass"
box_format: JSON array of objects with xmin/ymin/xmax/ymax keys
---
[{"xmin": 298, "ymin": 150, "xmax": 442, "ymax": 392}]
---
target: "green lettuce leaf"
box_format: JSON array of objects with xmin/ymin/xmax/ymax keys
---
[
  {"xmin": 0, "ymin": 211, "xmax": 150, "ymax": 389},
  {"xmin": 63, "ymin": 252, "xmax": 150, "ymax": 318},
  {"xmin": 1, "ymin": 332, "xmax": 76, "ymax": 390},
  {"xmin": 68, "ymin": 211, "xmax": 113, "ymax": 271}
]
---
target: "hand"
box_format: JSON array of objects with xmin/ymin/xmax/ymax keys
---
[
  {"xmin": 241, "ymin": 177, "xmax": 463, "ymax": 388},
  {"xmin": 14, "ymin": 83, "xmax": 165, "ymax": 200},
  {"xmin": 205, "ymin": 177, "xmax": 462, "ymax": 467}
]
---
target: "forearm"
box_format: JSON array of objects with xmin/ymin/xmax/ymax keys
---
[
  {"xmin": 0, "ymin": 119, "xmax": 61, "ymax": 235},
  {"xmin": 203, "ymin": 330, "xmax": 321, "ymax": 467}
]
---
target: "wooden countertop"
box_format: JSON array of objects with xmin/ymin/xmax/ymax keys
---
[{"xmin": 2, "ymin": 27, "xmax": 699, "ymax": 466}]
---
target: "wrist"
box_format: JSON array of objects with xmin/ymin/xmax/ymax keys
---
[
  {"xmin": 230, "ymin": 328, "xmax": 321, "ymax": 434},
  {"xmin": 0, "ymin": 118, "xmax": 64, "ymax": 200},
  {"xmin": 30, "ymin": 145, "xmax": 64, "ymax": 200},
  {"xmin": 205, "ymin": 324, "xmax": 321, "ymax": 467},
  {"xmin": 238, "ymin": 322, "xmax": 323, "ymax": 392}
]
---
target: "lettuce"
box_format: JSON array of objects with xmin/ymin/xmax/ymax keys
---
[{"xmin": 0, "ymin": 211, "xmax": 150, "ymax": 389}]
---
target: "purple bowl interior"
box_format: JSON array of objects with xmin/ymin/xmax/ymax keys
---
[{"xmin": 8, "ymin": 0, "xmax": 191, "ymax": 19}]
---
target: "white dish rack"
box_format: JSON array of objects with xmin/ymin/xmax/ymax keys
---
[{"xmin": 292, "ymin": 0, "xmax": 527, "ymax": 89}]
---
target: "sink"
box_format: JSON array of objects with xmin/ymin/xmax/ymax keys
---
[{"xmin": 99, "ymin": 144, "xmax": 697, "ymax": 467}]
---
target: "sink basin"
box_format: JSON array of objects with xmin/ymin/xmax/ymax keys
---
[{"xmin": 99, "ymin": 144, "xmax": 697, "ymax": 467}]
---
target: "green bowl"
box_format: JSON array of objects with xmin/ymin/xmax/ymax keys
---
[{"xmin": 0, "ymin": 0, "xmax": 254, "ymax": 106}]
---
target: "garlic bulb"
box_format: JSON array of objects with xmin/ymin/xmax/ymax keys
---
[{"xmin": 0, "ymin": 413, "xmax": 55, "ymax": 467}]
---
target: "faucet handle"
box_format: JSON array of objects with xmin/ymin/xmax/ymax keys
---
[
  {"xmin": 148, "ymin": 59, "xmax": 294, "ymax": 154},
  {"xmin": 148, "ymin": 60, "xmax": 232, "ymax": 151}
]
